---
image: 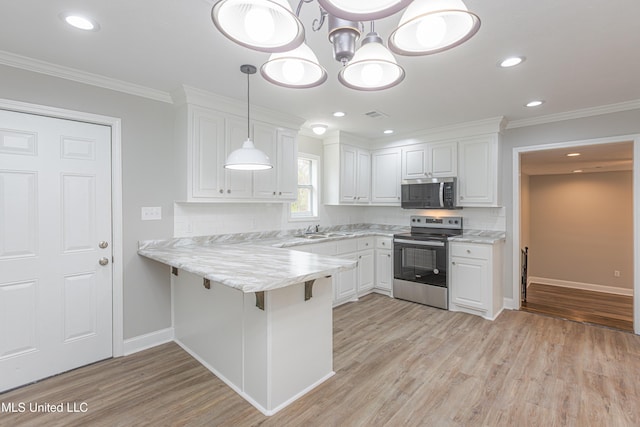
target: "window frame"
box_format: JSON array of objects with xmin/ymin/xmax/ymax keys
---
[{"xmin": 289, "ymin": 153, "xmax": 320, "ymax": 221}]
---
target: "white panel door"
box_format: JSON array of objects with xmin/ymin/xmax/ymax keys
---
[{"xmin": 0, "ymin": 109, "xmax": 112, "ymax": 392}]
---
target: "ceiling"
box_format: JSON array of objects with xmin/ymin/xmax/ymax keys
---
[
  {"xmin": 0, "ymin": 0, "xmax": 639, "ymax": 139},
  {"xmin": 520, "ymin": 141, "xmax": 633, "ymax": 176}
]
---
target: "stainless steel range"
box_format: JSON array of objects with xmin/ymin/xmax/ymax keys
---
[{"xmin": 393, "ymin": 215, "xmax": 463, "ymax": 309}]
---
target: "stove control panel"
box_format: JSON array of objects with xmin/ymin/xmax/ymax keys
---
[{"xmin": 410, "ymin": 215, "xmax": 463, "ymax": 229}]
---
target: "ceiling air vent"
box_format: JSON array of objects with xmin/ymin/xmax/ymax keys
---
[{"xmin": 364, "ymin": 110, "xmax": 389, "ymax": 119}]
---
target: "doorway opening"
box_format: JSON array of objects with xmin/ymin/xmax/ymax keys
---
[{"xmin": 516, "ymin": 139, "xmax": 635, "ymax": 332}]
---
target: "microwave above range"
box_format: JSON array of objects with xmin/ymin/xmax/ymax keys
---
[{"xmin": 401, "ymin": 177, "xmax": 458, "ymax": 210}]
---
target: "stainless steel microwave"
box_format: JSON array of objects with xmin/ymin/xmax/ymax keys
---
[{"xmin": 401, "ymin": 178, "xmax": 458, "ymax": 209}]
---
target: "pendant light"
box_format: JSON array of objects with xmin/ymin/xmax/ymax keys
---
[
  {"xmin": 224, "ymin": 65, "xmax": 273, "ymax": 171},
  {"xmin": 260, "ymin": 43, "xmax": 328, "ymax": 88},
  {"xmin": 338, "ymin": 24, "xmax": 405, "ymax": 91},
  {"xmin": 211, "ymin": 0, "xmax": 305, "ymax": 53},
  {"xmin": 388, "ymin": 0, "xmax": 480, "ymax": 56}
]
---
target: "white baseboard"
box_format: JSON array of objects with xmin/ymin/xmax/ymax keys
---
[
  {"xmin": 503, "ymin": 297, "xmax": 516, "ymax": 310},
  {"xmin": 529, "ymin": 276, "xmax": 633, "ymax": 296},
  {"xmin": 123, "ymin": 327, "xmax": 175, "ymax": 356}
]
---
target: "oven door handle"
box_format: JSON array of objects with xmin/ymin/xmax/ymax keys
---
[{"xmin": 394, "ymin": 239, "xmax": 445, "ymax": 247}]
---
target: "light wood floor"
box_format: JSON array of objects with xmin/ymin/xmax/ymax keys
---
[
  {"xmin": 521, "ymin": 283, "xmax": 634, "ymax": 332},
  {"xmin": 3, "ymin": 294, "xmax": 640, "ymax": 426}
]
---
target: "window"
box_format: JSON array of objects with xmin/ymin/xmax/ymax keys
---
[{"xmin": 290, "ymin": 154, "xmax": 319, "ymax": 219}]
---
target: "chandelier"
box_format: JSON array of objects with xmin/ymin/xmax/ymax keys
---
[{"xmin": 212, "ymin": 0, "xmax": 480, "ymax": 91}]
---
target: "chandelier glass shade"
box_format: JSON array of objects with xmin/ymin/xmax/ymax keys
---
[
  {"xmin": 388, "ymin": 0, "xmax": 481, "ymax": 55},
  {"xmin": 212, "ymin": 0, "xmax": 305, "ymax": 53},
  {"xmin": 211, "ymin": 0, "xmax": 480, "ymax": 91},
  {"xmin": 338, "ymin": 32, "xmax": 405, "ymax": 90},
  {"xmin": 260, "ymin": 43, "xmax": 328, "ymax": 88},
  {"xmin": 317, "ymin": 0, "xmax": 414, "ymax": 21}
]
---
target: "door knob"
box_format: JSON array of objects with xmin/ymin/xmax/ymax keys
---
[
  {"xmin": 99, "ymin": 257, "xmax": 109, "ymax": 266},
  {"xmin": 99, "ymin": 241, "xmax": 109, "ymax": 249}
]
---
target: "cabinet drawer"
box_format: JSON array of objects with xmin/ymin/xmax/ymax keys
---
[
  {"xmin": 357, "ymin": 237, "xmax": 374, "ymax": 251},
  {"xmin": 336, "ymin": 239, "xmax": 358, "ymax": 254},
  {"xmin": 450, "ymin": 243, "xmax": 491, "ymax": 259},
  {"xmin": 376, "ymin": 237, "xmax": 392, "ymax": 249}
]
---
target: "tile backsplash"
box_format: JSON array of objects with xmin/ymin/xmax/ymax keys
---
[{"xmin": 174, "ymin": 202, "xmax": 506, "ymax": 237}]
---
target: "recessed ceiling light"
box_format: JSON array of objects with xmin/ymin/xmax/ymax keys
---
[
  {"xmin": 60, "ymin": 12, "xmax": 100, "ymax": 31},
  {"xmin": 567, "ymin": 152, "xmax": 581, "ymax": 157},
  {"xmin": 311, "ymin": 124, "xmax": 328, "ymax": 135},
  {"xmin": 525, "ymin": 100, "xmax": 545, "ymax": 107},
  {"xmin": 499, "ymin": 56, "xmax": 525, "ymax": 68},
  {"xmin": 333, "ymin": 111, "xmax": 346, "ymax": 118},
  {"xmin": 383, "ymin": 129, "xmax": 394, "ymax": 134},
  {"xmin": 573, "ymin": 169, "xmax": 583, "ymax": 173}
]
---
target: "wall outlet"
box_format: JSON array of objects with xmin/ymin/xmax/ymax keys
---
[
  {"xmin": 141, "ymin": 206, "xmax": 162, "ymax": 221},
  {"xmin": 614, "ymin": 270, "xmax": 621, "ymax": 277}
]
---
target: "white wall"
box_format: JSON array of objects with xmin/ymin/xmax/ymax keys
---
[{"xmin": 0, "ymin": 64, "xmax": 177, "ymax": 340}]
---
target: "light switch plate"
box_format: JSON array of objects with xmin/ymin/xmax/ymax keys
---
[{"xmin": 141, "ymin": 206, "xmax": 162, "ymax": 220}]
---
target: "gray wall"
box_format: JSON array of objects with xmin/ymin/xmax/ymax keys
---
[
  {"xmin": 529, "ymin": 171, "xmax": 633, "ymax": 289},
  {"xmin": 502, "ymin": 108, "xmax": 640, "ymax": 299},
  {"xmin": 0, "ymin": 64, "xmax": 176, "ymax": 339}
]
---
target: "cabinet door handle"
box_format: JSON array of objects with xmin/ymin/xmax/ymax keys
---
[
  {"xmin": 227, "ymin": 189, "xmax": 231, "ymax": 194},
  {"xmin": 452, "ymin": 261, "xmax": 456, "ymax": 265},
  {"xmin": 279, "ymin": 192, "xmax": 282, "ymax": 195},
  {"xmin": 219, "ymin": 189, "xmax": 224, "ymax": 194},
  {"xmin": 467, "ymin": 249, "xmax": 471, "ymax": 254}
]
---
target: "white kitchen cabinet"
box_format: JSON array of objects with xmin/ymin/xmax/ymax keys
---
[
  {"xmin": 253, "ymin": 127, "xmax": 298, "ymax": 200},
  {"xmin": 375, "ymin": 237, "xmax": 393, "ymax": 294},
  {"xmin": 457, "ymin": 134, "xmax": 501, "ymax": 207},
  {"xmin": 401, "ymin": 140, "xmax": 457, "ymax": 180},
  {"xmin": 324, "ymin": 142, "xmax": 370, "ymax": 205},
  {"xmin": 292, "ymin": 236, "xmax": 391, "ymax": 306},
  {"xmin": 177, "ymin": 103, "xmax": 299, "ymax": 202},
  {"xmin": 188, "ymin": 107, "xmax": 251, "ymax": 200},
  {"xmin": 357, "ymin": 250, "xmax": 375, "ymax": 294},
  {"xmin": 449, "ymin": 241, "xmax": 504, "ymax": 320},
  {"xmin": 371, "ymin": 148, "xmax": 401, "ymax": 205}
]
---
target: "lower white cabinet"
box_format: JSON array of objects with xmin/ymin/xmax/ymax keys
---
[
  {"xmin": 375, "ymin": 237, "xmax": 393, "ymax": 294},
  {"xmin": 449, "ymin": 241, "xmax": 504, "ymax": 320},
  {"xmin": 335, "ymin": 254, "xmax": 358, "ymax": 302},
  {"xmin": 293, "ymin": 236, "xmax": 391, "ymax": 306},
  {"xmin": 357, "ymin": 249, "xmax": 375, "ymax": 294}
]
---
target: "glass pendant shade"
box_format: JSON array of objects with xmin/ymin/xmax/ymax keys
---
[
  {"xmin": 317, "ymin": 0, "xmax": 413, "ymax": 21},
  {"xmin": 225, "ymin": 138, "xmax": 273, "ymax": 170},
  {"xmin": 260, "ymin": 43, "xmax": 328, "ymax": 88},
  {"xmin": 388, "ymin": 0, "xmax": 480, "ymax": 56},
  {"xmin": 338, "ymin": 32, "xmax": 405, "ymax": 91},
  {"xmin": 212, "ymin": 0, "xmax": 305, "ymax": 53}
]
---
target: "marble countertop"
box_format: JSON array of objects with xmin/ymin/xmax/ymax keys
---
[
  {"xmin": 138, "ymin": 224, "xmax": 506, "ymax": 292},
  {"xmin": 138, "ymin": 224, "xmax": 405, "ymax": 293},
  {"xmin": 449, "ymin": 229, "xmax": 506, "ymax": 244}
]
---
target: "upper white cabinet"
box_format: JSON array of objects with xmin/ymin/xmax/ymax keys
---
[
  {"xmin": 324, "ymin": 141, "xmax": 371, "ymax": 205},
  {"xmin": 177, "ymin": 103, "xmax": 300, "ymax": 202},
  {"xmin": 253, "ymin": 127, "xmax": 298, "ymax": 200},
  {"xmin": 457, "ymin": 134, "xmax": 501, "ymax": 207},
  {"xmin": 188, "ymin": 107, "xmax": 252, "ymax": 200},
  {"xmin": 371, "ymin": 148, "xmax": 401, "ymax": 205},
  {"xmin": 401, "ymin": 140, "xmax": 457, "ymax": 180}
]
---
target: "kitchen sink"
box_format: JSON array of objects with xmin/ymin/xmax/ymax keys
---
[{"xmin": 294, "ymin": 232, "xmax": 355, "ymax": 240}]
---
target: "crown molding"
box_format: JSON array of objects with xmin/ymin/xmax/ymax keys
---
[
  {"xmin": 0, "ymin": 50, "xmax": 173, "ymax": 104},
  {"xmin": 506, "ymin": 99, "xmax": 640, "ymax": 129},
  {"xmin": 174, "ymin": 85, "xmax": 306, "ymax": 130},
  {"xmin": 371, "ymin": 116, "xmax": 507, "ymax": 148}
]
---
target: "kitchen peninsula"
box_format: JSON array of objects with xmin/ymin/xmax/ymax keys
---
[{"xmin": 138, "ymin": 236, "xmax": 357, "ymax": 415}]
